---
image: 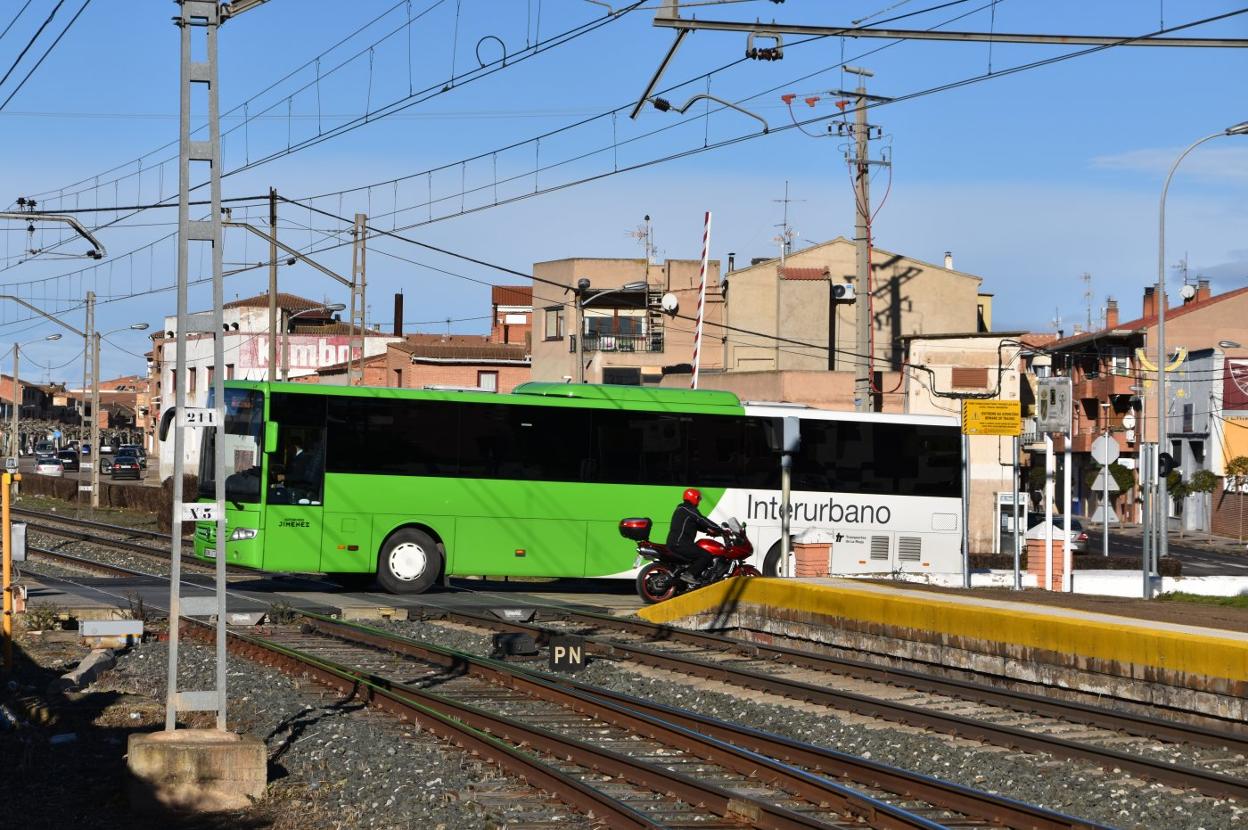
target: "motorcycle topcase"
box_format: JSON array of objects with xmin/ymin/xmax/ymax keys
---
[{"xmin": 618, "ymin": 517, "xmax": 653, "ymax": 541}]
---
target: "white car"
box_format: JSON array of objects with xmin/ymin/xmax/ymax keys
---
[
  {"xmin": 1024, "ymin": 514, "xmax": 1088, "ymax": 554},
  {"xmin": 34, "ymin": 455, "xmax": 64, "ymax": 477}
]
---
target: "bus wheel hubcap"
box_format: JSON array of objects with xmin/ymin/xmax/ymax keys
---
[{"xmin": 389, "ymin": 543, "xmax": 427, "ymax": 581}]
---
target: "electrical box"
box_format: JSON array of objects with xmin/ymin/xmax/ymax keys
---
[{"xmin": 10, "ymin": 521, "xmax": 25, "ymax": 563}]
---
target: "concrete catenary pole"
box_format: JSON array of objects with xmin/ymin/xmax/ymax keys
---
[
  {"xmin": 850, "ymin": 67, "xmax": 873, "ymax": 413},
  {"xmin": 268, "ymin": 187, "xmax": 278, "ymax": 383},
  {"xmin": 350, "ymin": 213, "xmax": 367, "ymax": 385},
  {"xmin": 9, "ymin": 345, "xmax": 17, "ymax": 462},
  {"xmin": 90, "ymin": 294, "xmax": 100, "ymax": 509}
]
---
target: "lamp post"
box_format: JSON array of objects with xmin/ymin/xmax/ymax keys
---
[
  {"xmin": 1156, "ymin": 120, "xmax": 1248, "ymax": 576},
  {"xmin": 282, "ymin": 304, "xmax": 345, "ymax": 381},
  {"xmin": 10, "ymin": 333, "xmax": 63, "ymax": 464},
  {"xmin": 574, "ymin": 280, "xmax": 648, "ymax": 383}
]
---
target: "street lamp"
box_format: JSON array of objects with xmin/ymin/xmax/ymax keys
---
[
  {"xmin": 574, "ymin": 280, "xmax": 647, "ymax": 384},
  {"xmin": 282, "ymin": 304, "xmax": 346, "ymax": 381},
  {"xmin": 1154, "ymin": 119, "xmax": 1248, "ymax": 582},
  {"xmin": 9, "ymin": 333, "xmax": 63, "ymax": 462}
]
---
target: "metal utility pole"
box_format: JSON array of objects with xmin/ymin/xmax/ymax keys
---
[
  {"xmin": 168, "ymin": 0, "xmax": 233, "ymax": 734},
  {"xmin": 350, "ymin": 213, "xmax": 367, "ymax": 385},
  {"xmin": 847, "ymin": 66, "xmax": 875, "ymax": 413},
  {"xmin": 268, "ymin": 187, "xmax": 278, "ymax": 382}
]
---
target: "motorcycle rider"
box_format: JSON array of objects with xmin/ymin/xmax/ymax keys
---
[{"xmin": 667, "ymin": 487, "xmax": 722, "ymax": 584}]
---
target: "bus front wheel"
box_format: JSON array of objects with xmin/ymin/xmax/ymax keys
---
[{"xmin": 377, "ymin": 528, "xmax": 443, "ymax": 594}]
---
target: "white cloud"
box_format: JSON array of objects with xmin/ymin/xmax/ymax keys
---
[{"xmin": 1089, "ymin": 145, "xmax": 1248, "ymax": 182}]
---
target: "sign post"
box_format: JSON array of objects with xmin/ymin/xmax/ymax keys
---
[
  {"xmin": 1035, "ymin": 378, "xmax": 1073, "ymax": 591},
  {"xmin": 1091, "ymin": 434, "xmax": 1120, "ymax": 561},
  {"xmin": 960, "ymin": 400, "xmax": 1021, "ymax": 588}
]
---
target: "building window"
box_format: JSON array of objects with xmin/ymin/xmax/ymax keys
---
[
  {"xmin": 206, "ymin": 366, "xmax": 214, "ymax": 386},
  {"xmin": 188, "ymin": 367, "xmax": 196, "ymax": 393},
  {"xmin": 226, "ymin": 364, "xmax": 234, "ymax": 380},
  {"xmin": 602, "ymin": 367, "xmax": 642, "ymax": 385},
  {"xmin": 1182, "ymin": 403, "xmax": 1194, "ymax": 434},
  {"xmin": 543, "ymin": 307, "xmax": 564, "ymax": 340},
  {"xmin": 1108, "ymin": 347, "xmax": 1130, "ymax": 376},
  {"xmin": 477, "ymin": 371, "xmax": 498, "ymax": 392},
  {"xmin": 584, "ymin": 308, "xmax": 645, "ymax": 337}
]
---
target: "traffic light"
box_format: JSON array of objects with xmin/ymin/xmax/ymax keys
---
[{"xmin": 1157, "ymin": 452, "xmax": 1177, "ymax": 477}]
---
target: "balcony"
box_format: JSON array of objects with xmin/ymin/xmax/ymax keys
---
[
  {"xmin": 1073, "ymin": 372, "xmax": 1135, "ymax": 401},
  {"xmin": 573, "ymin": 332, "xmax": 665, "ymax": 353}
]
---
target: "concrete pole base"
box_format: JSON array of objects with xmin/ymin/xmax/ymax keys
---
[{"xmin": 127, "ymin": 729, "xmax": 266, "ymax": 813}]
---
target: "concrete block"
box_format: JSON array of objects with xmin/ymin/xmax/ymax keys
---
[
  {"xmin": 50, "ymin": 648, "xmax": 116, "ymax": 693},
  {"xmin": 128, "ymin": 729, "xmax": 266, "ymax": 813}
]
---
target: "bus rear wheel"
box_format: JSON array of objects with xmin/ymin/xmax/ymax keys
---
[{"xmin": 377, "ymin": 528, "xmax": 443, "ymax": 594}]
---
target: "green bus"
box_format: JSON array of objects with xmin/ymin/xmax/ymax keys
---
[{"xmin": 191, "ymin": 380, "xmax": 962, "ymax": 592}]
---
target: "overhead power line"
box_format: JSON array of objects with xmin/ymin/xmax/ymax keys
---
[
  {"xmin": 0, "ymin": 0, "xmax": 90, "ymax": 113},
  {"xmin": 0, "ymin": 0, "xmax": 65, "ymax": 93}
]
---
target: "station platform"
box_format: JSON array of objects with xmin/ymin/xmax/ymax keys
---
[{"xmin": 638, "ymin": 577, "xmax": 1248, "ymax": 719}]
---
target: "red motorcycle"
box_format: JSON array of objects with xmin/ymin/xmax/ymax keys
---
[{"xmin": 619, "ymin": 516, "xmax": 759, "ymax": 604}]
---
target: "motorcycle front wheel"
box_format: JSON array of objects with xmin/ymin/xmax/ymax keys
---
[{"xmin": 636, "ymin": 562, "xmax": 681, "ymax": 604}]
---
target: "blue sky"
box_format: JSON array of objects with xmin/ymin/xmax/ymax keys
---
[{"xmin": 0, "ymin": 0, "xmax": 1246, "ymax": 378}]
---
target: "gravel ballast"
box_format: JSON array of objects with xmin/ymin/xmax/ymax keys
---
[
  {"xmin": 377, "ymin": 618, "xmax": 1247, "ymax": 830},
  {"xmin": 50, "ymin": 635, "xmax": 595, "ymax": 830}
]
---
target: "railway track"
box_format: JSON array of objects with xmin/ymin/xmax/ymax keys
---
[
  {"xmin": 424, "ymin": 606, "xmax": 1248, "ymax": 802},
  {"xmin": 188, "ymin": 612, "xmax": 1103, "ymax": 830},
  {"xmin": 12, "ymin": 507, "xmax": 240, "ymax": 576}
]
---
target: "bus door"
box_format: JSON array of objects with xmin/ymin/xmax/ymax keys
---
[{"xmin": 263, "ymin": 394, "xmax": 326, "ymax": 573}]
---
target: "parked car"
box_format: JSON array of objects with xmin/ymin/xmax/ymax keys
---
[
  {"xmin": 1025, "ymin": 514, "xmax": 1088, "ymax": 554},
  {"xmin": 110, "ymin": 451, "xmax": 142, "ymax": 481},
  {"xmin": 56, "ymin": 450, "xmax": 80, "ymax": 472},
  {"xmin": 34, "ymin": 455, "xmax": 64, "ymax": 477},
  {"xmin": 118, "ymin": 444, "xmax": 147, "ymax": 470}
]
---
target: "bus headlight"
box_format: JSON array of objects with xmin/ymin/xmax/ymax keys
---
[{"xmin": 229, "ymin": 527, "xmax": 258, "ymax": 541}]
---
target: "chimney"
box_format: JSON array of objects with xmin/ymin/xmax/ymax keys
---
[
  {"xmin": 1197, "ymin": 278, "xmax": 1211, "ymax": 302},
  {"xmin": 944, "ymin": 251, "xmax": 953, "ymax": 270},
  {"xmin": 1143, "ymin": 286, "xmax": 1156, "ymax": 319},
  {"xmin": 393, "ymin": 292, "xmax": 404, "ymax": 337},
  {"xmin": 727, "ymin": 252, "xmax": 736, "ymax": 272},
  {"xmin": 1105, "ymin": 297, "xmax": 1119, "ymax": 328}
]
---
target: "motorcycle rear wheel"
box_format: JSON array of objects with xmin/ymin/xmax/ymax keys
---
[{"xmin": 636, "ymin": 562, "xmax": 680, "ymax": 604}]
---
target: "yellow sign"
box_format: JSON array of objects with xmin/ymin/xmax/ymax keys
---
[{"xmin": 961, "ymin": 399, "xmax": 1021, "ymax": 436}]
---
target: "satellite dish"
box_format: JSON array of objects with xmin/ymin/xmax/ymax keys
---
[
  {"xmin": 660, "ymin": 292, "xmax": 679, "ymax": 314},
  {"xmin": 1180, "ymin": 284, "xmax": 1197, "ymax": 300}
]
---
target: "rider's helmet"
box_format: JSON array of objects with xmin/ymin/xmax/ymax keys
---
[{"xmin": 683, "ymin": 487, "xmax": 702, "ymax": 506}]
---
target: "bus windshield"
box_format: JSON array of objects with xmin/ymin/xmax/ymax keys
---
[{"xmin": 198, "ymin": 388, "xmax": 265, "ymax": 503}]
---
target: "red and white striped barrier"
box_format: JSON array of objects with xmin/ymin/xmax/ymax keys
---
[{"xmin": 691, "ymin": 210, "xmax": 712, "ymax": 389}]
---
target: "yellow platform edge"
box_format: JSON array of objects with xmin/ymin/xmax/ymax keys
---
[{"xmin": 636, "ymin": 578, "xmax": 1248, "ymax": 683}]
